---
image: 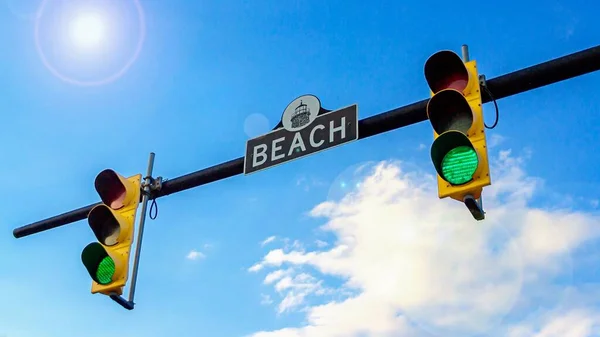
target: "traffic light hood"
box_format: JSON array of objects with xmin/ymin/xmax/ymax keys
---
[
  {"xmin": 81, "ymin": 242, "xmax": 123, "ymax": 285},
  {"xmin": 427, "ymin": 89, "xmax": 474, "ymax": 136},
  {"xmin": 424, "ymin": 50, "xmax": 471, "ymax": 94},
  {"xmin": 88, "ymin": 204, "xmax": 130, "ymax": 246},
  {"xmin": 94, "ymin": 169, "xmax": 138, "ymax": 210}
]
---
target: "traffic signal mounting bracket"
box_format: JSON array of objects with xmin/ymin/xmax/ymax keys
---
[
  {"xmin": 464, "ymin": 195, "xmax": 485, "ymax": 221},
  {"xmin": 110, "ymin": 293, "xmax": 135, "ymax": 310}
]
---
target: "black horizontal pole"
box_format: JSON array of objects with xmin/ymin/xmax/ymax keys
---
[{"xmin": 13, "ymin": 45, "xmax": 600, "ymax": 239}]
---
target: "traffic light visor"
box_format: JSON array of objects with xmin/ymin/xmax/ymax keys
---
[
  {"xmin": 431, "ymin": 131, "xmax": 479, "ymax": 185},
  {"xmin": 88, "ymin": 205, "xmax": 123, "ymax": 246},
  {"xmin": 424, "ymin": 50, "xmax": 469, "ymax": 94},
  {"xmin": 427, "ymin": 89, "xmax": 474, "ymax": 135},
  {"xmin": 95, "ymin": 169, "xmax": 132, "ymax": 210},
  {"xmin": 82, "ymin": 242, "xmax": 116, "ymax": 285}
]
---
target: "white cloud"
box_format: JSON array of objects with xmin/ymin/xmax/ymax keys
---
[
  {"xmin": 186, "ymin": 250, "xmax": 206, "ymax": 261},
  {"xmin": 261, "ymin": 294, "xmax": 274, "ymax": 305},
  {"xmin": 261, "ymin": 236, "xmax": 277, "ymax": 247},
  {"xmin": 315, "ymin": 240, "xmax": 328, "ymax": 248},
  {"xmin": 417, "ymin": 143, "xmax": 427, "ymax": 151},
  {"xmin": 257, "ymin": 266, "xmax": 337, "ymax": 313},
  {"xmin": 249, "ymin": 263, "xmax": 264, "ymax": 272},
  {"xmin": 264, "ymin": 268, "xmax": 294, "ymax": 285},
  {"xmin": 283, "ymin": 238, "xmax": 304, "ymax": 251},
  {"xmin": 274, "ymin": 273, "xmax": 325, "ymax": 314},
  {"xmin": 489, "ymin": 133, "xmax": 506, "ymax": 148},
  {"xmin": 508, "ymin": 308, "xmax": 600, "ymax": 337},
  {"xmin": 249, "ymin": 150, "xmax": 600, "ymax": 337}
]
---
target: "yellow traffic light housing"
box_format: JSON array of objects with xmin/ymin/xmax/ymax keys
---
[
  {"xmin": 424, "ymin": 50, "xmax": 491, "ymax": 218},
  {"xmin": 81, "ymin": 169, "xmax": 142, "ymax": 296}
]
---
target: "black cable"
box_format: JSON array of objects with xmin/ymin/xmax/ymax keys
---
[
  {"xmin": 149, "ymin": 199, "xmax": 158, "ymax": 220},
  {"xmin": 147, "ymin": 176, "xmax": 165, "ymax": 220},
  {"xmin": 483, "ymin": 84, "xmax": 499, "ymax": 129}
]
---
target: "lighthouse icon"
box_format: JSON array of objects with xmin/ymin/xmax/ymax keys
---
[
  {"xmin": 290, "ymin": 100, "xmax": 311, "ymax": 129},
  {"xmin": 281, "ymin": 94, "xmax": 321, "ymax": 132}
]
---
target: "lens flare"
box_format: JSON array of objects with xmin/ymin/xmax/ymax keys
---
[{"xmin": 34, "ymin": 0, "xmax": 146, "ymax": 86}]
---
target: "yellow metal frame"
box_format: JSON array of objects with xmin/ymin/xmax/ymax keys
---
[
  {"xmin": 90, "ymin": 174, "xmax": 142, "ymax": 295},
  {"xmin": 431, "ymin": 60, "xmax": 492, "ymax": 201}
]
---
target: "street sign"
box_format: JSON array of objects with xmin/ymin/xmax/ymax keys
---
[{"xmin": 244, "ymin": 95, "xmax": 359, "ymax": 175}]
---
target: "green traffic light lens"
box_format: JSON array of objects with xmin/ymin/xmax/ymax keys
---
[
  {"xmin": 96, "ymin": 256, "xmax": 116, "ymax": 285},
  {"xmin": 441, "ymin": 146, "xmax": 479, "ymax": 185}
]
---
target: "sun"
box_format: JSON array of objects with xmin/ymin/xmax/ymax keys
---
[{"xmin": 68, "ymin": 12, "xmax": 107, "ymax": 51}]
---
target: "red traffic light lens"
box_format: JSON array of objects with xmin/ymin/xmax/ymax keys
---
[
  {"xmin": 94, "ymin": 169, "xmax": 127, "ymax": 209},
  {"xmin": 424, "ymin": 51, "xmax": 469, "ymax": 93}
]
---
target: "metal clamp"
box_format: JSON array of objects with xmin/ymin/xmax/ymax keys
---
[
  {"xmin": 479, "ymin": 74, "xmax": 488, "ymax": 89},
  {"xmin": 141, "ymin": 176, "xmax": 163, "ymax": 198},
  {"xmin": 151, "ymin": 176, "xmax": 163, "ymax": 192}
]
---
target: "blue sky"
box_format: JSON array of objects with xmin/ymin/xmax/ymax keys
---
[{"xmin": 1, "ymin": 0, "xmax": 599, "ymax": 336}]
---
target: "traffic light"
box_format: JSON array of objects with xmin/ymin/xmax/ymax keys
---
[
  {"xmin": 424, "ymin": 50, "xmax": 491, "ymax": 219},
  {"xmin": 81, "ymin": 169, "xmax": 142, "ymax": 296}
]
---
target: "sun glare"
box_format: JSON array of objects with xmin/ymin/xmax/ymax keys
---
[
  {"xmin": 68, "ymin": 12, "xmax": 106, "ymax": 50},
  {"xmin": 35, "ymin": 0, "xmax": 146, "ymax": 86}
]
